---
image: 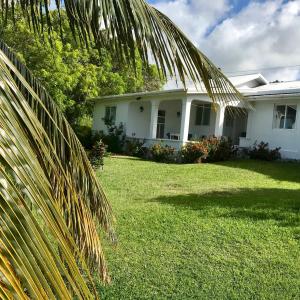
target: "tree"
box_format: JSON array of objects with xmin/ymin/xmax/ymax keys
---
[
  {"xmin": 0, "ymin": 1, "xmax": 244, "ymax": 298},
  {"xmin": 0, "ymin": 11, "xmax": 163, "ymax": 126}
]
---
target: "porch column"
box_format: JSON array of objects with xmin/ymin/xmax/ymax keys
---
[
  {"xmin": 149, "ymin": 100, "xmax": 160, "ymax": 139},
  {"xmin": 180, "ymin": 98, "xmax": 192, "ymax": 143},
  {"xmin": 214, "ymin": 104, "xmax": 226, "ymax": 137}
]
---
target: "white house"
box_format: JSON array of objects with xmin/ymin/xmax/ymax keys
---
[{"xmin": 92, "ymin": 74, "xmax": 300, "ymax": 159}]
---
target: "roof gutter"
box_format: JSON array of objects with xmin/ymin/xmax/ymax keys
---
[{"xmin": 89, "ymin": 88, "xmax": 187, "ymax": 102}]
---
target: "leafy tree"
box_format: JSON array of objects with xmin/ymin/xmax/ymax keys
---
[
  {"xmin": 0, "ymin": 11, "xmax": 162, "ymax": 125},
  {"xmin": 0, "ymin": 0, "xmax": 244, "ymax": 298}
]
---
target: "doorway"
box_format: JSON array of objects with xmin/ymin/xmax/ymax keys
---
[
  {"xmin": 223, "ymin": 107, "xmax": 248, "ymax": 145},
  {"xmin": 156, "ymin": 110, "xmax": 166, "ymax": 138}
]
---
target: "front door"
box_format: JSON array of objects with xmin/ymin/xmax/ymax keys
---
[{"xmin": 156, "ymin": 110, "xmax": 166, "ymax": 139}]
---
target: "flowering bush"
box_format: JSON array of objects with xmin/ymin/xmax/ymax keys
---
[
  {"xmin": 150, "ymin": 143, "xmax": 176, "ymax": 162},
  {"xmin": 180, "ymin": 141, "xmax": 209, "ymax": 163},
  {"xmin": 205, "ymin": 137, "xmax": 233, "ymax": 162},
  {"xmin": 180, "ymin": 137, "xmax": 233, "ymax": 163}
]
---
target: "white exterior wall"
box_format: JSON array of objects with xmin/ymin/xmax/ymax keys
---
[
  {"xmin": 92, "ymin": 101, "xmax": 129, "ymax": 134},
  {"xmin": 245, "ymin": 99, "xmax": 300, "ymax": 159},
  {"xmin": 127, "ymin": 101, "xmax": 151, "ymax": 138}
]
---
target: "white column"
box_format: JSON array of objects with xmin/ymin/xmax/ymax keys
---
[
  {"xmin": 214, "ymin": 104, "xmax": 226, "ymax": 137},
  {"xmin": 180, "ymin": 98, "xmax": 192, "ymax": 143},
  {"xmin": 149, "ymin": 100, "xmax": 160, "ymax": 139}
]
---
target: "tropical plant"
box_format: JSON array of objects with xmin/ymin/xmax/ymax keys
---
[
  {"xmin": 89, "ymin": 139, "xmax": 107, "ymax": 169},
  {"xmin": 180, "ymin": 137, "xmax": 233, "ymax": 164},
  {"xmin": 124, "ymin": 139, "xmax": 146, "ymax": 157},
  {"xmin": 180, "ymin": 141, "xmax": 209, "ymax": 163},
  {"xmin": 205, "ymin": 137, "xmax": 233, "ymax": 162},
  {"xmin": 249, "ymin": 141, "xmax": 281, "ymax": 161},
  {"xmin": 150, "ymin": 143, "xmax": 176, "ymax": 163},
  {"xmin": 0, "ymin": 42, "xmax": 113, "ymax": 299},
  {"xmin": 0, "ymin": 0, "xmax": 245, "ymax": 298}
]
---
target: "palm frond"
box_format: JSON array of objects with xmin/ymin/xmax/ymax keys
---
[
  {"xmin": 1, "ymin": 0, "xmax": 245, "ymax": 106},
  {"xmin": 0, "ymin": 41, "xmax": 114, "ymax": 297}
]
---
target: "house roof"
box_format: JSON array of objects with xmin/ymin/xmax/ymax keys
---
[
  {"xmin": 91, "ymin": 73, "xmax": 300, "ymax": 102},
  {"xmin": 243, "ymin": 80, "xmax": 300, "ymax": 97},
  {"xmin": 228, "ymin": 73, "xmax": 268, "ymax": 87}
]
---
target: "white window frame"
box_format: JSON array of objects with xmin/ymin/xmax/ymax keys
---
[{"xmin": 273, "ymin": 104, "xmax": 297, "ymax": 130}]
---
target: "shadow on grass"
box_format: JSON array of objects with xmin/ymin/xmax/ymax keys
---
[
  {"xmin": 216, "ymin": 159, "xmax": 300, "ymax": 183},
  {"xmin": 151, "ymin": 188, "xmax": 300, "ymax": 228}
]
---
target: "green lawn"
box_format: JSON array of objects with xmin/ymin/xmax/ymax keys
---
[{"xmin": 96, "ymin": 157, "xmax": 300, "ymax": 299}]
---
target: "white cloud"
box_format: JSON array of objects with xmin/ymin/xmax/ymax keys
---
[
  {"xmin": 152, "ymin": 0, "xmax": 300, "ymax": 81},
  {"xmin": 153, "ymin": 0, "xmax": 230, "ymax": 45}
]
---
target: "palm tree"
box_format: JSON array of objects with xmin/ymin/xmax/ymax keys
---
[{"xmin": 0, "ymin": 1, "xmax": 244, "ymax": 298}]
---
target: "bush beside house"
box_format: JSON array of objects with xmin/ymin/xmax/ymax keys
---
[
  {"xmin": 181, "ymin": 137, "xmax": 234, "ymax": 163},
  {"xmin": 88, "ymin": 121, "xmax": 282, "ymax": 167},
  {"xmin": 149, "ymin": 144, "xmax": 176, "ymax": 163},
  {"xmin": 249, "ymin": 142, "xmax": 281, "ymax": 161}
]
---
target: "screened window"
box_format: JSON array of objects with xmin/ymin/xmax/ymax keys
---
[
  {"xmin": 224, "ymin": 110, "xmax": 234, "ymax": 127},
  {"xmin": 104, "ymin": 106, "xmax": 116, "ymax": 125},
  {"xmin": 195, "ymin": 104, "xmax": 211, "ymax": 126},
  {"xmin": 273, "ymin": 104, "xmax": 297, "ymax": 129}
]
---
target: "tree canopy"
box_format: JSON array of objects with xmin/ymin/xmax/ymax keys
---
[{"xmin": 0, "ymin": 10, "xmax": 163, "ymax": 125}]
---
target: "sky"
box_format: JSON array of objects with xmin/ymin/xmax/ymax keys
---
[{"xmin": 148, "ymin": 0, "xmax": 300, "ymax": 81}]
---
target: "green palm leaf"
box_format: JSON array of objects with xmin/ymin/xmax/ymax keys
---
[{"xmin": 0, "ymin": 43, "xmax": 113, "ymax": 298}]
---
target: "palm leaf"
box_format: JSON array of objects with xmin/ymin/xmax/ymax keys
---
[
  {"xmin": 0, "ymin": 42, "xmax": 114, "ymax": 297},
  {"xmin": 1, "ymin": 0, "xmax": 245, "ymax": 106}
]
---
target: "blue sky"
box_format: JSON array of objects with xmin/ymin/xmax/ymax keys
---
[{"xmin": 148, "ymin": 0, "xmax": 300, "ymax": 81}]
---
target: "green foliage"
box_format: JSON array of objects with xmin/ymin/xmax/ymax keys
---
[
  {"xmin": 0, "ymin": 40, "xmax": 114, "ymax": 298},
  {"xmin": 89, "ymin": 140, "xmax": 107, "ymax": 169},
  {"xmin": 180, "ymin": 141, "xmax": 209, "ymax": 163},
  {"xmin": 181, "ymin": 137, "xmax": 233, "ymax": 163},
  {"xmin": 124, "ymin": 139, "xmax": 146, "ymax": 157},
  {"xmin": 205, "ymin": 137, "xmax": 233, "ymax": 162},
  {"xmin": 249, "ymin": 142, "xmax": 281, "ymax": 161},
  {"xmin": 97, "ymin": 157, "xmax": 300, "ymax": 299},
  {"xmin": 99, "ymin": 123, "xmax": 126, "ymax": 154},
  {"xmin": 0, "ymin": 10, "xmax": 163, "ymax": 126},
  {"xmin": 150, "ymin": 143, "xmax": 176, "ymax": 163}
]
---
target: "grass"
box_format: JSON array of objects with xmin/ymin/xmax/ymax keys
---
[{"xmin": 96, "ymin": 157, "xmax": 300, "ymax": 299}]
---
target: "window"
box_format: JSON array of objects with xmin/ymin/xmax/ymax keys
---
[
  {"xmin": 273, "ymin": 104, "xmax": 297, "ymax": 129},
  {"xmin": 195, "ymin": 104, "xmax": 211, "ymax": 126},
  {"xmin": 104, "ymin": 106, "xmax": 116, "ymax": 125}
]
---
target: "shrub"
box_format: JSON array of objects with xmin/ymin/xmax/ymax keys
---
[
  {"xmin": 73, "ymin": 124, "xmax": 94, "ymax": 149},
  {"xmin": 150, "ymin": 143, "xmax": 175, "ymax": 163},
  {"xmin": 205, "ymin": 137, "xmax": 233, "ymax": 162},
  {"xmin": 180, "ymin": 137, "xmax": 233, "ymax": 163},
  {"xmin": 100, "ymin": 122, "xmax": 126, "ymax": 154},
  {"xmin": 180, "ymin": 141, "xmax": 209, "ymax": 163},
  {"xmin": 249, "ymin": 142, "xmax": 281, "ymax": 161},
  {"xmin": 89, "ymin": 139, "xmax": 107, "ymax": 169},
  {"xmin": 124, "ymin": 139, "xmax": 146, "ymax": 157}
]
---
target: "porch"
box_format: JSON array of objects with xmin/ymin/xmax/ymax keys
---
[{"xmin": 126, "ymin": 96, "xmax": 248, "ymax": 150}]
